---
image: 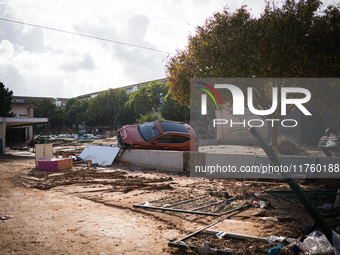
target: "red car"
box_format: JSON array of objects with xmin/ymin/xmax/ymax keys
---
[{"xmin": 117, "ymin": 120, "xmax": 199, "ymax": 151}]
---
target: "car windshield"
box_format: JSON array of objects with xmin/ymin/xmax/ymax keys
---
[
  {"xmin": 138, "ymin": 122, "xmax": 161, "ymax": 141},
  {"xmin": 159, "ymin": 122, "xmax": 188, "ymax": 133}
]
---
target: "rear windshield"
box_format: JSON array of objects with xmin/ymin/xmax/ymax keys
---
[
  {"xmin": 138, "ymin": 122, "xmax": 161, "ymax": 141},
  {"xmin": 159, "ymin": 122, "xmax": 188, "ymax": 133}
]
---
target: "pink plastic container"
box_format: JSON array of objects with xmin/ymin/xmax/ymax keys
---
[{"xmin": 37, "ymin": 158, "xmax": 73, "ymax": 171}]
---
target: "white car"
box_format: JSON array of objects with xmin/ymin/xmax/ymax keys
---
[
  {"xmin": 58, "ymin": 134, "xmax": 72, "ymax": 138},
  {"xmin": 84, "ymin": 134, "xmax": 95, "ymax": 139}
]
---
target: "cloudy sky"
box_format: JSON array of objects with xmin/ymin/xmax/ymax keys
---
[{"xmin": 0, "ymin": 0, "xmax": 337, "ymax": 98}]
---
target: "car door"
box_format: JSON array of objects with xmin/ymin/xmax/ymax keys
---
[{"xmin": 150, "ymin": 134, "xmax": 191, "ymax": 151}]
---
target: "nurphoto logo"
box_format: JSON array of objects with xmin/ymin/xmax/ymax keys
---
[
  {"xmin": 190, "ymin": 78, "xmax": 340, "ymax": 179},
  {"xmin": 196, "ymin": 79, "xmax": 312, "ymax": 129}
]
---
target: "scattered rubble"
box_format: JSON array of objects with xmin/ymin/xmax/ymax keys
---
[{"xmin": 4, "ymin": 139, "xmax": 340, "ymax": 254}]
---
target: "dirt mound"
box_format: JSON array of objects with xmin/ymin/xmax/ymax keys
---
[{"xmin": 14, "ymin": 167, "xmax": 173, "ymax": 192}]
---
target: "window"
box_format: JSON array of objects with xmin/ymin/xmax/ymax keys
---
[
  {"xmin": 156, "ymin": 135, "xmax": 171, "ymax": 143},
  {"xmin": 159, "ymin": 122, "xmax": 188, "ymax": 133},
  {"xmin": 138, "ymin": 122, "xmax": 161, "ymax": 141},
  {"xmin": 171, "ymin": 135, "xmax": 190, "ymax": 143},
  {"xmin": 156, "ymin": 135, "xmax": 190, "ymax": 144}
]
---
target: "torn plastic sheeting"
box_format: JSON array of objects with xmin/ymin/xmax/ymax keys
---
[
  {"xmin": 79, "ymin": 145, "xmax": 120, "ymax": 166},
  {"xmin": 302, "ymin": 230, "xmax": 333, "ymax": 254}
]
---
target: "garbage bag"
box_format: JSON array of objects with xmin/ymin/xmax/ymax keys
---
[
  {"xmin": 302, "ymin": 230, "xmax": 333, "ymax": 254},
  {"xmin": 333, "ymin": 231, "xmax": 340, "ymax": 255}
]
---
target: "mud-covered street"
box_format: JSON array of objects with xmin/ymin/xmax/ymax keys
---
[{"xmin": 1, "ymin": 141, "xmax": 339, "ymax": 254}]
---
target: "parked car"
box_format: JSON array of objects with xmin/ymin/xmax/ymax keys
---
[
  {"xmin": 94, "ymin": 135, "xmax": 106, "ymax": 139},
  {"xmin": 79, "ymin": 134, "xmax": 95, "ymax": 139},
  {"xmin": 319, "ymin": 127, "xmax": 340, "ymax": 157},
  {"xmin": 117, "ymin": 120, "xmax": 199, "ymax": 151},
  {"xmin": 58, "ymin": 134, "xmax": 72, "ymax": 138},
  {"xmin": 39, "ymin": 135, "xmax": 55, "ymax": 140}
]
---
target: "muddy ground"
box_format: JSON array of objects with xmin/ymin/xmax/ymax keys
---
[{"xmin": 0, "ymin": 139, "xmax": 339, "ymax": 254}]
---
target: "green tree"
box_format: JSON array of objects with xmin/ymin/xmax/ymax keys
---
[
  {"xmin": 54, "ymin": 106, "xmax": 64, "ymax": 133},
  {"xmin": 126, "ymin": 81, "xmax": 168, "ymax": 119},
  {"xmin": 86, "ymin": 95, "xmax": 104, "ymax": 128},
  {"xmin": 161, "ymin": 92, "xmax": 190, "ymax": 122},
  {"xmin": 135, "ymin": 112, "xmax": 163, "ymax": 124},
  {"xmin": 0, "ymin": 82, "xmax": 13, "ymax": 117},
  {"xmin": 34, "ymin": 99, "xmax": 62, "ymax": 129},
  {"xmin": 87, "ymin": 88, "xmax": 131, "ymax": 130},
  {"xmin": 166, "ymin": 1, "xmax": 340, "ymax": 146},
  {"xmin": 63, "ymin": 98, "xmax": 82, "ymax": 133},
  {"xmin": 80, "ymin": 100, "xmax": 94, "ymax": 133}
]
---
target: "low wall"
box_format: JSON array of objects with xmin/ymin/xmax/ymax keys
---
[
  {"xmin": 199, "ymin": 139, "xmax": 219, "ymax": 146},
  {"xmin": 117, "ymin": 149, "xmax": 184, "ymax": 172},
  {"xmin": 116, "ymin": 149, "xmax": 340, "ymax": 179}
]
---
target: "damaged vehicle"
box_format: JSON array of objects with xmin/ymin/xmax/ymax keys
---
[
  {"xmin": 117, "ymin": 120, "xmax": 199, "ymax": 151},
  {"xmin": 319, "ymin": 127, "xmax": 340, "ymax": 157}
]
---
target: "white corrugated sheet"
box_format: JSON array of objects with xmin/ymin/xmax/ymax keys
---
[{"xmin": 79, "ymin": 145, "xmax": 120, "ymax": 166}]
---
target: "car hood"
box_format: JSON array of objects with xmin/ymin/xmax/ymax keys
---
[{"xmin": 119, "ymin": 125, "xmax": 145, "ymax": 144}]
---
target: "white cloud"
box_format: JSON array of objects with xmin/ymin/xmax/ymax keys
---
[
  {"xmin": 0, "ymin": 0, "xmax": 271, "ymax": 98},
  {"xmin": 60, "ymin": 53, "xmax": 96, "ymax": 72}
]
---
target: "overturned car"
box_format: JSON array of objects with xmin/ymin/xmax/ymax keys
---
[
  {"xmin": 117, "ymin": 120, "xmax": 199, "ymax": 151},
  {"xmin": 319, "ymin": 127, "xmax": 340, "ymax": 157}
]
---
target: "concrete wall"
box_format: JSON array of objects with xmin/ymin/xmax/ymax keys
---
[
  {"xmin": 117, "ymin": 148, "xmax": 340, "ymax": 179},
  {"xmin": 199, "ymin": 139, "xmax": 219, "ymax": 146},
  {"xmin": 117, "ymin": 149, "xmax": 184, "ymax": 172}
]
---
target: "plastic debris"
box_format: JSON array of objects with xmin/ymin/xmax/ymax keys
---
[
  {"xmin": 302, "ymin": 230, "xmax": 333, "ymax": 254},
  {"xmin": 333, "ymin": 231, "xmax": 340, "ymax": 255},
  {"xmin": 260, "ymin": 217, "xmax": 277, "ymax": 222},
  {"xmin": 286, "ymin": 238, "xmax": 297, "ymax": 244},
  {"xmin": 267, "ymin": 244, "xmax": 284, "ymax": 255},
  {"xmin": 268, "ymin": 235, "xmax": 286, "ymax": 243},
  {"xmin": 259, "ymin": 200, "xmax": 267, "ymax": 208},
  {"xmin": 0, "ymin": 215, "xmax": 13, "ymax": 220},
  {"xmin": 216, "ymin": 231, "xmax": 227, "ymax": 239},
  {"xmin": 317, "ymin": 203, "xmax": 333, "ymax": 210},
  {"xmin": 198, "ymin": 241, "xmax": 217, "ymax": 255},
  {"xmin": 253, "ymin": 200, "xmax": 268, "ymax": 209},
  {"xmin": 253, "ymin": 200, "xmax": 267, "ymax": 209},
  {"xmin": 71, "ymin": 156, "xmax": 81, "ymax": 161},
  {"xmin": 288, "ymin": 243, "xmax": 301, "ymax": 254}
]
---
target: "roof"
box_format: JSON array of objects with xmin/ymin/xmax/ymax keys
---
[
  {"xmin": 12, "ymin": 96, "xmax": 69, "ymax": 102},
  {"xmin": 76, "ymin": 78, "xmax": 167, "ymax": 100},
  {"xmin": 12, "ymin": 78, "xmax": 168, "ymax": 101},
  {"xmin": 0, "ymin": 117, "xmax": 49, "ymax": 127}
]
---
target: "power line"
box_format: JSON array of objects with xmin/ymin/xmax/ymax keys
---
[{"xmin": 0, "ymin": 17, "xmax": 174, "ymax": 55}]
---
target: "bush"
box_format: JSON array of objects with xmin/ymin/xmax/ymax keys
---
[
  {"xmin": 277, "ymin": 135, "xmax": 305, "ymax": 155},
  {"xmin": 135, "ymin": 112, "xmax": 163, "ymax": 124}
]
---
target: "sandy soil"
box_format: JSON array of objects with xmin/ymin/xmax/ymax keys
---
[
  {"xmin": 0, "ymin": 140, "xmax": 339, "ymax": 254},
  {"xmin": 0, "ymin": 156, "xmax": 184, "ymax": 255}
]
